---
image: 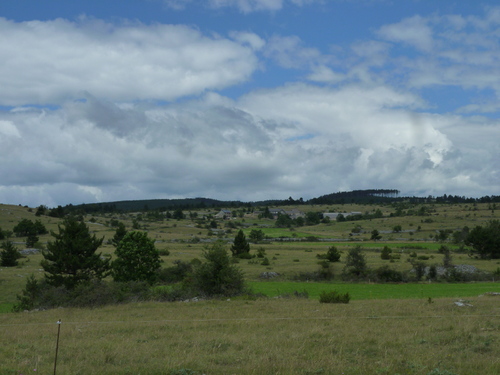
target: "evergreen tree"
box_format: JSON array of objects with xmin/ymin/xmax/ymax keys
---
[
  {"xmin": 231, "ymin": 229, "xmax": 250, "ymax": 257},
  {"xmin": 41, "ymin": 217, "xmax": 110, "ymax": 289},
  {"xmin": 0, "ymin": 241, "xmax": 21, "ymax": 267},
  {"xmin": 111, "ymin": 222, "xmax": 128, "ymax": 247},
  {"xmin": 326, "ymin": 246, "xmax": 341, "ymax": 262}
]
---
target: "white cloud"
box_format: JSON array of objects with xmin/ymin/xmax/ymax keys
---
[
  {"xmin": 0, "ymin": 17, "xmax": 258, "ymax": 105},
  {"xmin": 263, "ymin": 35, "xmax": 324, "ymax": 69},
  {"xmin": 377, "ymin": 15, "xmax": 434, "ymax": 52},
  {"xmin": 162, "ymin": 0, "xmax": 323, "ymax": 13},
  {"xmin": 307, "ymin": 65, "xmax": 345, "ymax": 83},
  {"xmin": 210, "ymin": 0, "xmax": 283, "ymax": 13},
  {"xmin": 372, "ymin": 8, "xmax": 500, "ymax": 111},
  {"xmin": 2, "ymin": 81, "xmax": 496, "ymax": 207}
]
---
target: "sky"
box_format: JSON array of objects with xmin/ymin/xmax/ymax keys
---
[{"xmin": 0, "ymin": 0, "xmax": 499, "ymax": 207}]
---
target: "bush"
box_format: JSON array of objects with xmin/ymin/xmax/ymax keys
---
[
  {"xmin": 191, "ymin": 242, "xmax": 246, "ymax": 297},
  {"xmin": 157, "ymin": 260, "xmax": 193, "ymax": 284},
  {"xmin": 373, "ymin": 265, "xmax": 404, "ymax": 282},
  {"xmin": 13, "ymin": 277, "xmax": 152, "ymax": 311},
  {"xmin": 326, "ymin": 246, "xmax": 341, "ymax": 262},
  {"xmin": 319, "ymin": 290, "xmax": 350, "ymax": 304},
  {"xmin": 380, "ymin": 246, "xmax": 392, "ymax": 260}
]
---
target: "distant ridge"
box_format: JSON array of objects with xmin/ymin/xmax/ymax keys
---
[{"xmin": 54, "ymin": 189, "xmax": 500, "ymax": 215}]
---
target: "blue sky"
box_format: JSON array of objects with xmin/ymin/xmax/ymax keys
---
[{"xmin": 0, "ymin": 0, "xmax": 499, "ymax": 207}]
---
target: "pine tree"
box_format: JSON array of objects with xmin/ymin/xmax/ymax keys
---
[
  {"xmin": 230, "ymin": 229, "xmax": 250, "ymax": 257},
  {"xmin": 0, "ymin": 241, "xmax": 21, "ymax": 267},
  {"xmin": 41, "ymin": 217, "xmax": 110, "ymax": 289},
  {"xmin": 111, "ymin": 222, "xmax": 128, "ymax": 247}
]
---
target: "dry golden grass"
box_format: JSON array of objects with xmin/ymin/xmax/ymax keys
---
[{"xmin": 1, "ymin": 296, "xmax": 500, "ymax": 374}]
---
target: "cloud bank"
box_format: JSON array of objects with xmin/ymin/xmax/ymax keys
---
[{"xmin": 0, "ymin": 6, "xmax": 499, "ymax": 207}]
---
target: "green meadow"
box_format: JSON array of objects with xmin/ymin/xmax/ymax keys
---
[{"xmin": 1, "ymin": 201, "xmax": 499, "ymax": 374}]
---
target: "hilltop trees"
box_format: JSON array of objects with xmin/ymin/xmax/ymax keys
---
[{"xmin": 41, "ymin": 217, "xmax": 110, "ymax": 289}]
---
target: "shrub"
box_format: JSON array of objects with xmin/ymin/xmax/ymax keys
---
[
  {"xmin": 191, "ymin": 242, "xmax": 246, "ymax": 297},
  {"xmin": 373, "ymin": 265, "xmax": 404, "ymax": 282},
  {"xmin": 157, "ymin": 260, "xmax": 193, "ymax": 284},
  {"xmin": 380, "ymin": 246, "xmax": 392, "ymax": 260},
  {"xmin": 325, "ymin": 246, "xmax": 341, "ymax": 262},
  {"xmin": 256, "ymin": 247, "xmax": 266, "ymax": 258},
  {"xmin": 319, "ymin": 290, "xmax": 350, "ymax": 304}
]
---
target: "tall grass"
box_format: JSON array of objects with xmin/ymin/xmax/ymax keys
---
[
  {"xmin": 249, "ymin": 281, "xmax": 500, "ymax": 300},
  {"xmin": 1, "ymin": 297, "xmax": 499, "ymax": 374}
]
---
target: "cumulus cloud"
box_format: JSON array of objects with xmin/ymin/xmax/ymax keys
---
[
  {"xmin": 1, "ymin": 6, "xmax": 498, "ymax": 207},
  {"xmin": 1, "ymin": 80, "xmax": 496, "ymax": 207},
  {"xmin": 0, "ymin": 17, "xmax": 258, "ymax": 105}
]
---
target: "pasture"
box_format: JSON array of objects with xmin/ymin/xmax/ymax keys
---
[
  {"xmin": 1, "ymin": 201, "xmax": 499, "ymax": 374},
  {"xmin": 1, "ymin": 297, "xmax": 500, "ymax": 374}
]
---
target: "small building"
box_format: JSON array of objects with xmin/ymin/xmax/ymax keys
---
[{"xmin": 215, "ymin": 209, "xmax": 232, "ymax": 219}]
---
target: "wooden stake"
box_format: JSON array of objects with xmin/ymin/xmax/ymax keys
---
[{"xmin": 53, "ymin": 320, "xmax": 61, "ymax": 375}]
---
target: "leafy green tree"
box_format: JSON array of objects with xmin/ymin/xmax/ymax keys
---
[
  {"xmin": 465, "ymin": 220, "xmax": 500, "ymax": 259},
  {"xmin": 249, "ymin": 229, "xmax": 265, "ymax": 243},
  {"xmin": 1, "ymin": 241, "xmax": 21, "ymax": 267},
  {"xmin": 111, "ymin": 222, "xmax": 128, "ymax": 247},
  {"xmin": 112, "ymin": 231, "xmax": 162, "ymax": 284},
  {"xmin": 192, "ymin": 242, "xmax": 245, "ymax": 297},
  {"xmin": 172, "ymin": 208, "xmax": 185, "ymax": 220},
  {"xmin": 258, "ymin": 207, "xmax": 273, "ymax": 219},
  {"xmin": 35, "ymin": 205, "xmax": 47, "ymax": 216},
  {"xmin": 325, "ymin": 246, "xmax": 341, "ymax": 262},
  {"xmin": 380, "ymin": 246, "xmax": 392, "ymax": 260},
  {"xmin": 342, "ymin": 245, "xmax": 368, "ymax": 279},
  {"xmin": 41, "ymin": 217, "xmax": 110, "ymax": 289},
  {"xmin": 26, "ymin": 233, "xmax": 38, "ymax": 248},
  {"xmin": 371, "ymin": 229, "xmax": 382, "ymax": 241},
  {"xmin": 13, "ymin": 219, "xmax": 47, "ymax": 237},
  {"xmin": 231, "ymin": 229, "xmax": 250, "ymax": 257},
  {"xmin": 336, "ymin": 214, "xmax": 346, "ymax": 222},
  {"xmin": 392, "ymin": 225, "xmax": 402, "ymax": 233},
  {"xmin": 275, "ymin": 213, "xmax": 293, "ymax": 227},
  {"xmin": 305, "ymin": 211, "xmax": 321, "ymax": 226}
]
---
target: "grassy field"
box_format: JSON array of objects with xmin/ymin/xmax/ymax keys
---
[
  {"xmin": 1, "ymin": 202, "xmax": 499, "ymax": 374},
  {"xmin": 1, "ymin": 297, "xmax": 500, "ymax": 374},
  {"xmin": 249, "ymin": 281, "xmax": 500, "ymax": 300}
]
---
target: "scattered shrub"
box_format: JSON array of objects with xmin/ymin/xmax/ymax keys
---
[
  {"xmin": 380, "ymin": 246, "xmax": 392, "ymax": 260},
  {"xmin": 319, "ymin": 290, "xmax": 350, "ymax": 304},
  {"xmin": 373, "ymin": 265, "xmax": 404, "ymax": 282}
]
